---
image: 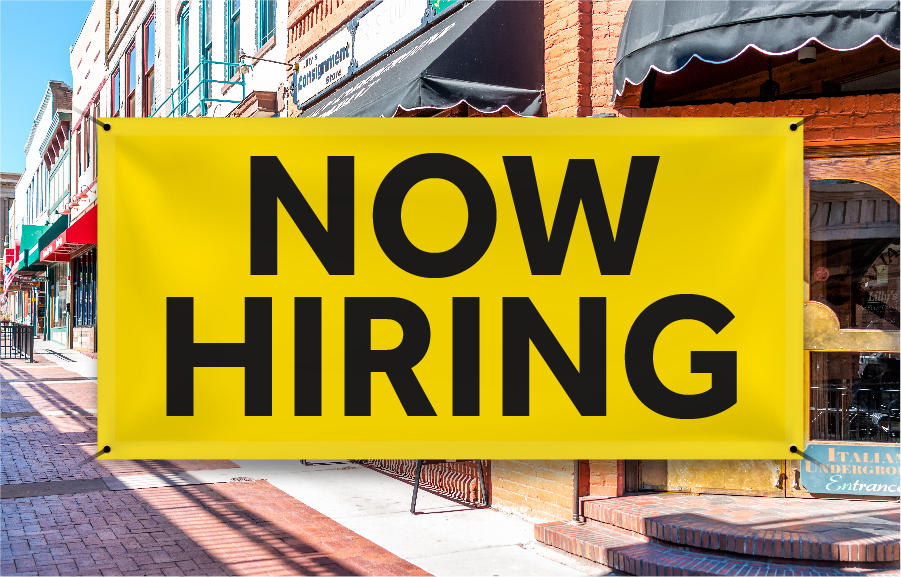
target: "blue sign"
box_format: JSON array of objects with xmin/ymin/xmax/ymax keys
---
[{"xmin": 800, "ymin": 443, "xmax": 901, "ymax": 496}]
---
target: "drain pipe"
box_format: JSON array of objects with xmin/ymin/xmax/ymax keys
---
[{"xmin": 572, "ymin": 459, "xmax": 581, "ymax": 523}]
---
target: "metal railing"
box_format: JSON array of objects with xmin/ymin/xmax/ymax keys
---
[
  {"xmin": 0, "ymin": 322, "xmax": 34, "ymax": 361},
  {"xmin": 151, "ymin": 59, "xmax": 246, "ymax": 118}
]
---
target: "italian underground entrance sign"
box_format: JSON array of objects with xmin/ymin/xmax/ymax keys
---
[{"xmin": 98, "ymin": 118, "xmax": 802, "ymax": 459}]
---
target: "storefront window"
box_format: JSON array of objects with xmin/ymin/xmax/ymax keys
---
[
  {"xmin": 809, "ymin": 180, "xmax": 899, "ymax": 330},
  {"xmin": 808, "ymin": 177, "xmax": 899, "ymax": 445},
  {"xmin": 810, "ymin": 352, "xmax": 899, "ymax": 443},
  {"xmin": 49, "ymin": 264, "xmax": 68, "ymax": 329},
  {"xmin": 72, "ymin": 248, "xmax": 97, "ymax": 327}
]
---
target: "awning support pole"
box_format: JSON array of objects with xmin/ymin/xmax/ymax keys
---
[{"xmin": 573, "ymin": 459, "xmax": 581, "ymax": 523}]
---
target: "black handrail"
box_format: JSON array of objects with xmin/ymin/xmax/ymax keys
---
[{"xmin": 0, "ymin": 322, "xmax": 34, "ymax": 362}]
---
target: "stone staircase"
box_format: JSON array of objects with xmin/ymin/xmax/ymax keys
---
[{"xmin": 535, "ymin": 493, "xmax": 900, "ymax": 576}]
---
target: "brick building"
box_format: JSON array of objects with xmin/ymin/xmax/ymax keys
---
[{"xmin": 283, "ymin": 0, "xmax": 899, "ymax": 531}]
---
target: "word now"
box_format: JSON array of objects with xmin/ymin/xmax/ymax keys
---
[{"xmin": 249, "ymin": 154, "xmax": 659, "ymax": 277}]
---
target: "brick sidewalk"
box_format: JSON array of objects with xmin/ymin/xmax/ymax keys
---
[
  {"xmin": 1, "ymin": 356, "xmax": 90, "ymax": 382},
  {"xmin": 1, "ymin": 358, "xmax": 431, "ymax": 576},
  {"xmin": 2, "ymin": 378, "xmax": 237, "ymax": 485},
  {"xmin": 2, "ymin": 480, "xmax": 431, "ymax": 576}
]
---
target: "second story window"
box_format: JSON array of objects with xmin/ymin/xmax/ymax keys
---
[
  {"xmin": 76, "ymin": 129, "xmax": 82, "ymax": 176},
  {"xmin": 200, "ymin": 0, "xmax": 212, "ymax": 112},
  {"xmin": 84, "ymin": 110, "xmax": 92, "ymax": 171},
  {"xmin": 112, "ymin": 67, "xmax": 120, "ymax": 116},
  {"xmin": 91, "ymin": 101, "xmax": 99, "ymax": 179},
  {"xmin": 143, "ymin": 14, "xmax": 156, "ymax": 116},
  {"xmin": 257, "ymin": 0, "xmax": 275, "ymax": 49},
  {"xmin": 179, "ymin": 7, "xmax": 190, "ymax": 116},
  {"xmin": 125, "ymin": 42, "xmax": 136, "ymax": 116},
  {"xmin": 226, "ymin": 0, "xmax": 241, "ymax": 78}
]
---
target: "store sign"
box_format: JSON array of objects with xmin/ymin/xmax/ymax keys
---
[
  {"xmin": 354, "ymin": 0, "xmax": 429, "ymax": 68},
  {"xmin": 40, "ymin": 236, "xmax": 65, "ymax": 261},
  {"xmin": 432, "ymin": 0, "xmax": 460, "ymax": 15},
  {"xmin": 295, "ymin": 27, "xmax": 352, "ymax": 107},
  {"xmin": 98, "ymin": 118, "xmax": 803, "ymax": 459},
  {"xmin": 800, "ymin": 443, "xmax": 901, "ymax": 496},
  {"xmin": 292, "ymin": 0, "xmax": 462, "ymax": 107}
]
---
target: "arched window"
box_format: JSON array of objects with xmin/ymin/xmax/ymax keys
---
[{"xmin": 807, "ymin": 178, "xmax": 899, "ymax": 443}]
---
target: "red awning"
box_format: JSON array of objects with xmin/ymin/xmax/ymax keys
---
[{"xmin": 40, "ymin": 205, "xmax": 97, "ymax": 263}]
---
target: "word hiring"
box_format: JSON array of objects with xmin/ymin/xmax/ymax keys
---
[{"xmin": 166, "ymin": 154, "xmax": 737, "ymax": 420}]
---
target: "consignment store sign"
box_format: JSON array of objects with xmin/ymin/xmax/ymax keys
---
[{"xmin": 98, "ymin": 118, "xmax": 802, "ymax": 459}]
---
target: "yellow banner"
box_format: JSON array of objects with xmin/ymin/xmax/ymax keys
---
[{"xmin": 98, "ymin": 118, "xmax": 803, "ymax": 459}]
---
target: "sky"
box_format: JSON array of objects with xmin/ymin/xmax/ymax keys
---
[{"xmin": 1, "ymin": 0, "xmax": 92, "ymax": 175}]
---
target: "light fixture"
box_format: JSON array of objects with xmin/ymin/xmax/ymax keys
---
[
  {"xmin": 59, "ymin": 208, "xmax": 71, "ymax": 215},
  {"xmin": 68, "ymin": 201, "xmax": 79, "ymax": 208},
  {"xmin": 759, "ymin": 58, "xmax": 780, "ymax": 97},
  {"xmin": 75, "ymin": 190, "xmax": 89, "ymax": 200},
  {"xmin": 798, "ymin": 46, "xmax": 816, "ymax": 64}
]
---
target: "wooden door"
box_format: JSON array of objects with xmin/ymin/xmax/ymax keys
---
[{"xmin": 789, "ymin": 146, "xmax": 900, "ymax": 497}]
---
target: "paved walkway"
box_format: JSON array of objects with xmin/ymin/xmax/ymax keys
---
[{"xmin": 2, "ymin": 342, "xmax": 599, "ymax": 576}]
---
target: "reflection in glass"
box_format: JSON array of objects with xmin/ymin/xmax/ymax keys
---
[
  {"xmin": 809, "ymin": 180, "xmax": 899, "ymax": 330},
  {"xmin": 810, "ymin": 352, "xmax": 899, "ymax": 443}
]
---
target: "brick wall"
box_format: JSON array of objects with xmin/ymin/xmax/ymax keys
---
[
  {"xmin": 73, "ymin": 326, "xmax": 96, "ymax": 352},
  {"xmin": 285, "ymin": 0, "xmax": 372, "ymax": 117},
  {"xmin": 490, "ymin": 460, "xmax": 596, "ymax": 522},
  {"xmin": 588, "ymin": 459, "xmax": 623, "ymax": 497},
  {"xmin": 614, "ymin": 86, "xmax": 901, "ymax": 143},
  {"xmin": 544, "ymin": 0, "xmax": 592, "ymax": 117},
  {"xmin": 590, "ymin": 0, "xmax": 630, "ymax": 113}
]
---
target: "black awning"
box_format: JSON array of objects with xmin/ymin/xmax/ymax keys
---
[
  {"xmin": 613, "ymin": 1, "xmax": 900, "ymax": 100},
  {"xmin": 301, "ymin": 0, "xmax": 544, "ymax": 117}
]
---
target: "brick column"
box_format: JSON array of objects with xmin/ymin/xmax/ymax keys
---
[
  {"xmin": 545, "ymin": 0, "xmax": 593, "ymax": 117},
  {"xmin": 590, "ymin": 0, "xmax": 630, "ymax": 114}
]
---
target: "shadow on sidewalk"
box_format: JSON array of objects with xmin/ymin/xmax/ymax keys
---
[{"xmin": 2, "ymin": 380, "xmax": 427, "ymax": 576}]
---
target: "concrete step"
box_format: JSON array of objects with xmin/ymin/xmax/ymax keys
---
[
  {"xmin": 536, "ymin": 521, "xmax": 901, "ymax": 576},
  {"xmin": 581, "ymin": 494, "xmax": 900, "ymax": 564}
]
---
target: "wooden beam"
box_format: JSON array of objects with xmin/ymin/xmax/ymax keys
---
[
  {"xmin": 808, "ymin": 154, "xmax": 900, "ymax": 202},
  {"xmin": 673, "ymin": 41, "xmax": 899, "ymax": 102}
]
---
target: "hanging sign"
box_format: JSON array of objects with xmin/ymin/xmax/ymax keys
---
[
  {"xmin": 354, "ymin": 0, "xmax": 429, "ymax": 68},
  {"xmin": 98, "ymin": 118, "xmax": 803, "ymax": 459},
  {"xmin": 800, "ymin": 443, "xmax": 901, "ymax": 496},
  {"xmin": 295, "ymin": 27, "xmax": 352, "ymax": 107}
]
